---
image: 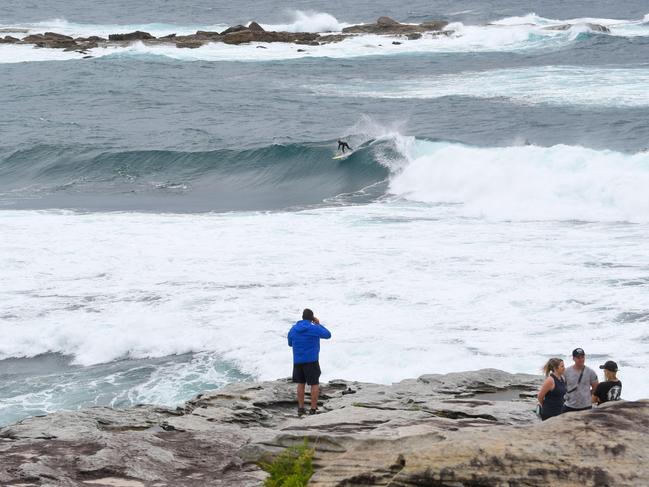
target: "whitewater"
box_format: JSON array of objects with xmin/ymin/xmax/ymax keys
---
[{"xmin": 2, "ymin": 0, "xmax": 649, "ymax": 427}]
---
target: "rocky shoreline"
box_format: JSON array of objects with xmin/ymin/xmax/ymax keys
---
[
  {"xmin": 0, "ymin": 17, "xmax": 452, "ymax": 55},
  {"xmin": 0, "ymin": 16, "xmax": 614, "ymax": 56},
  {"xmin": 1, "ymin": 368, "xmax": 647, "ymax": 486}
]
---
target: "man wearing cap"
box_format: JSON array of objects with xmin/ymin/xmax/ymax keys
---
[
  {"xmin": 593, "ymin": 360, "xmax": 622, "ymax": 405},
  {"xmin": 562, "ymin": 348, "xmax": 598, "ymax": 413}
]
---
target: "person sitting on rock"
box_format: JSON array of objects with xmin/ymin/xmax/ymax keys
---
[
  {"xmin": 288, "ymin": 308, "xmax": 332, "ymax": 416},
  {"xmin": 593, "ymin": 360, "xmax": 622, "ymax": 405},
  {"xmin": 337, "ymin": 140, "xmax": 352, "ymax": 153},
  {"xmin": 537, "ymin": 357, "xmax": 566, "ymax": 421}
]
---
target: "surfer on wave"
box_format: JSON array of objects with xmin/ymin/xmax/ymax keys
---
[{"xmin": 337, "ymin": 140, "xmax": 352, "ymax": 153}]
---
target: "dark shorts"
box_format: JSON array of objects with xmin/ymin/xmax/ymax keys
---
[{"xmin": 292, "ymin": 361, "xmax": 321, "ymax": 385}]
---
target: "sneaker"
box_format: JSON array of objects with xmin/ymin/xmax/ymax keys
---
[
  {"xmin": 309, "ymin": 408, "xmax": 319, "ymax": 415},
  {"xmin": 297, "ymin": 407, "xmax": 306, "ymax": 417}
]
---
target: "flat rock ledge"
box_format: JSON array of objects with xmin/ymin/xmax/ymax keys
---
[
  {"xmin": 1, "ymin": 368, "xmax": 647, "ymax": 486},
  {"xmin": 0, "ymin": 17, "xmax": 451, "ymax": 53}
]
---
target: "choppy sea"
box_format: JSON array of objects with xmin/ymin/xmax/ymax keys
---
[{"xmin": 1, "ymin": 0, "xmax": 649, "ymax": 426}]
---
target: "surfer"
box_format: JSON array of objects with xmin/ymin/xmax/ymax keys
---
[{"xmin": 337, "ymin": 140, "xmax": 352, "ymax": 153}]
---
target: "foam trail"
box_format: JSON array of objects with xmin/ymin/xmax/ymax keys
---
[{"xmin": 311, "ymin": 66, "xmax": 649, "ymax": 108}]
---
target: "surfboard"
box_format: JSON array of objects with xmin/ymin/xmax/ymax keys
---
[{"xmin": 332, "ymin": 151, "xmax": 352, "ymax": 160}]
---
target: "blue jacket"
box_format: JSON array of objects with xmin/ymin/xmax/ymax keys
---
[{"xmin": 288, "ymin": 319, "xmax": 331, "ymax": 364}]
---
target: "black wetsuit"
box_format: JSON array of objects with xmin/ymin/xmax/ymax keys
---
[{"xmin": 337, "ymin": 140, "xmax": 352, "ymax": 153}]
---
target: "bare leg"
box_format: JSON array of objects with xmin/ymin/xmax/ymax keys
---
[
  {"xmin": 297, "ymin": 383, "xmax": 305, "ymax": 409},
  {"xmin": 310, "ymin": 384, "xmax": 319, "ymax": 410}
]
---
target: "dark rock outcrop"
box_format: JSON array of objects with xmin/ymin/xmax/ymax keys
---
[
  {"xmin": 13, "ymin": 16, "xmax": 454, "ymax": 53},
  {"xmin": 247, "ymin": 21, "xmax": 265, "ymax": 33},
  {"xmin": 220, "ymin": 24, "xmax": 249, "ymax": 36},
  {"xmin": 343, "ymin": 16, "xmax": 449, "ymax": 34},
  {"xmin": 0, "ymin": 369, "xmax": 646, "ymax": 486},
  {"xmin": 22, "ymin": 32, "xmax": 78, "ymax": 49},
  {"xmin": 108, "ymin": 30, "xmax": 156, "ymax": 41},
  {"xmin": 543, "ymin": 22, "xmax": 611, "ymax": 33}
]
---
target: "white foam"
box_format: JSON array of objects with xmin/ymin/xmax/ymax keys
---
[
  {"xmin": 0, "ymin": 18, "xmax": 230, "ymax": 39},
  {"xmin": 259, "ymin": 11, "xmax": 347, "ymax": 33},
  {"xmin": 0, "ymin": 44, "xmax": 84, "ymax": 63},
  {"xmin": 389, "ymin": 140, "xmax": 649, "ymax": 222},
  {"xmin": 1, "ymin": 198, "xmax": 648, "ymax": 400},
  {"xmin": 6, "ymin": 11, "xmax": 649, "ymax": 64},
  {"xmin": 310, "ymin": 65, "xmax": 649, "ymax": 108}
]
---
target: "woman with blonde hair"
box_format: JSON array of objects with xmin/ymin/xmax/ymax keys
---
[{"xmin": 537, "ymin": 357, "xmax": 566, "ymax": 421}]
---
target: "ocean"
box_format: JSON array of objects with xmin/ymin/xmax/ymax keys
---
[{"xmin": 1, "ymin": 0, "xmax": 649, "ymax": 427}]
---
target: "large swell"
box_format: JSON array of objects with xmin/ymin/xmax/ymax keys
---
[
  {"xmin": 0, "ymin": 142, "xmax": 390, "ymax": 211},
  {"xmin": 3, "ymin": 136, "xmax": 649, "ymax": 222}
]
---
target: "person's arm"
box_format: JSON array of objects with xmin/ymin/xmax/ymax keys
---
[
  {"xmin": 590, "ymin": 369, "xmax": 599, "ymax": 395},
  {"xmin": 311, "ymin": 317, "xmax": 332, "ymax": 339},
  {"xmin": 537, "ymin": 376, "xmax": 554, "ymax": 406},
  {"xmin": 592, "ymin": 383, "xmax": 603, "ymax": 405},
  {"xmin": 288, "ymin": 328, "xmax": 293, "ymax": 347}
]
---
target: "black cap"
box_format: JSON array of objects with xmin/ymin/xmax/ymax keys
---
[
  {"xmin": 599, "ymin": 360, "xmax": 618, "ymax": 372},
  {"xmin": 572, "ymin": 348, "xmax": 585, "ymax": 357}
]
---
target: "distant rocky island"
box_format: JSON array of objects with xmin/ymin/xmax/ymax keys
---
[
  {"xmin": 0, "ymin": 17, "xmax": 450, "ymax": 55},
  {"xmin": 0, "ymin": 369, "xmax": 646, "ymax": 486},
  {"xmin": 0, "ymin": 16, "xmax": 612, "ymax": 56}
]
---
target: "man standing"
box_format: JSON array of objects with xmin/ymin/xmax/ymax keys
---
[
  {"xmin": 563, "ymin": 348, "xmax": 598, "ymax": 413},
  {"xmin": 288, "ymin": 308, "xmax": 332, "ymax": 416}
]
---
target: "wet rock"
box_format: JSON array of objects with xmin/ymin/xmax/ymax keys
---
[
  {"xmin": 248, "ymin": 21, "xmax": 265, "ymax": 32},
  {"xmin": 544, "ymin": 23, "xmax": 610, "ymax": 33},
  {"xmin": 343, "ymin": 17, "xmax": 449, "ymax": 35},
  {"xmin": 220, "ymin": 24, "xmax": 249, "ymax": 36},
  {"xmin": 0, "ymin": 35, "xmax": 20, "ymax": 44},
  {"xmin": 108, "ymin": 31, "xmax": 155, "ymax": 41},
  {"xmin": 22, "ymin": 32, "xmax": 78, "ymax": 49},
  {"xmin": 222, "ymin": 29, "xmax": 256, "ymax": 45},
  {"xmin": 194, "ymin": 30, "xmax": 222, "ymax": 40},
  {"xmin": 175, "ymin": 40, "xmax": 205, "ymax": 49}
]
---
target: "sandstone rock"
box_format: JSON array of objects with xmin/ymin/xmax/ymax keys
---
[
  {"xmin": 248, "ymin": 21, "xmax": 265, "ymax": 32},
  {"xmin": 343, "ymin": 17, "xmax": 449, "ymax": 35},
  {"xmin": 543, "ymin": 23, "xmax": 610, "ymax": 33},
  {"xmin": 0, "ymin": 35, "xmax": 19, "ymax": 43},
  {"xmin": 1, "ymin": 369, "xmax": 643, "ymax": 486},
  {"xmin": 21, "ymin": 32, "xmax": 78, "ymax": 49},
  {"xmin": 175, "ymin": 40, "xmax": 205, "ymax": 49},
  {"xmin": 220, "ymin": 25, "xmax": 249, "ymax": 36},
  {"xmin": 377, "ymin": 16, "xmax": 400, "ymax": 27},
  {"xmin": 75, "ymin": 36, "xmax": 106, "ymax": 42},
  {"xmin": 108, "ymin": 31, "xmax": 155, "ymax": 41},
  {"xmin": 193, "ymin": 30, "xmax": 222, "ymax": 39},
  {"xmin": 420, "ymin": 20, "xmax": 449, "ymax": 31}
]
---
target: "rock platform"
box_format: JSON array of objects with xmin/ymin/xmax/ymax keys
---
[{"xmin": 1, "ymin": 369, "xmax": 647, "ymax": 486}]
